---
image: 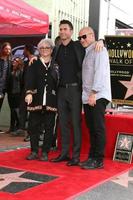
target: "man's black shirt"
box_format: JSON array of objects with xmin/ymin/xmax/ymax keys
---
[{"xmin": 56, "ymin": 40, "xmax": 79, "ymax": 85}]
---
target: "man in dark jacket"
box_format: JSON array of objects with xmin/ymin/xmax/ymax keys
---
[
  {"xmin": 51, "ymin": 20, "xmax": 84, "ymax": 166},
  {"xmin": 51, "ymin": 20, "xmax": 103, "ymax": 166}
]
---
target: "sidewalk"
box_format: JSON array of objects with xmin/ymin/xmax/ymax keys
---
[
  {"xmin": 0, "ymin": 131, "xmax": 30, "ymax": 152},
  {"xmin": 0, "ymin": 131, "xmax": 132, "ymax": 200}
]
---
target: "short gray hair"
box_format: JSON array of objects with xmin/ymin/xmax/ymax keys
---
[{"xmin": 37, "ymin": 38, "xmax": 54, "ymax": 49}]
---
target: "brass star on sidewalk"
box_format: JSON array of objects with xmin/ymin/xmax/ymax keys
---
[
  {"xmin": 0, "ymin": 171, "xmax": 42, "ymax": 190},
  {"xmin": 119, "ymin": 76, "xmax": 133, "ymax": 99},
  {"xmin": 112, "ymin": 172, "xmax": 133, "ymax": 187}
]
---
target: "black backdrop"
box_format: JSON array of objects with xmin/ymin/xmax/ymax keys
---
[
  {"xmin": 0, "ymin": 35, "xmax": 45, "ymax": 58},
  {"xmin": 105, "ymin": 36, "xmax": 133, "ymax": 106}
]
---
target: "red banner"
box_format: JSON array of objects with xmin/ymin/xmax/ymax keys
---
[{"xmin": 0, "ymin": 0, "xmax": 49, "ymax": 35}]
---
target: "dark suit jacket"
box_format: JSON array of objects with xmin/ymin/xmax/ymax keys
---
[
  {"xmin": 25, "ymin": 58, "xmax": 59, "ymax": 112},
  {"xmin": 52, "ymin": 40, "xmax": 85, "ymax": 85}
]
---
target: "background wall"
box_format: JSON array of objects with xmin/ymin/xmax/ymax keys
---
[
  {"xmin": 24, "ymin": 0, "xmax": 89, "ymax": 40},
  {"xmin": 99, "ymin": 0, "xmax": 133, "ymax": 38}
]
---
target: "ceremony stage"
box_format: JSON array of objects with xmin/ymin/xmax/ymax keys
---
[{"xmin": 57, "ymin": 113, "xmax": 133, "ymax": 159}]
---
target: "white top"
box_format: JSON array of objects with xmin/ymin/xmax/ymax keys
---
[{"xmin": 82, "ymin": 42, "xmax": 112, "ymax": 104}]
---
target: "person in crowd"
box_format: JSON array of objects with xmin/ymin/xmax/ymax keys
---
[
  {"xmin": 0, "ymin": 42, "xmax": 12, "ymax": 133},
  {"xmin": 25, "ymin": 38, "xmax": 59, "ymax": 161},
  {"xmin": 7, "ymin": 57, "xmax": 24, "ymax": 134},
  {"xmin": 15, "ymin": 44, "xmax": 35, "ymax": 140},
  {"xmin": 78, "ymin": 27, "xmax": 111, "ymax": 169},
  {"xmin": 51, "ymin": 20, "xmax": 104, "ymax": 166}
]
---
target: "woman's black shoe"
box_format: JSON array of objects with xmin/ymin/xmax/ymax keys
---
[{"xmin": 39, "ymin": 152, "xmax": 48, "ymax": 161}]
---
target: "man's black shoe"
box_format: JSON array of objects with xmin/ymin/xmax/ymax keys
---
[
  {"xmin": 40, "ymin": 152, "xmax": 48, "ymax": 161},
  {"xmin": 11, "ymin": 130, "xmax": 25, "ymax": 137},
  {"xmin": 50, "ymin": 155, "xmax": 70, "ymax": 162},
  {"xmin": 26, "ymin": 152, "xmax": 38, "ymax": 160},
  {"xmin": 24, "ymin": 135, "xmax": 30, "ymax": 142},
  {"xmin": 66, "ymin": 159, "xmax": 80, "ymax": 166},
  {"xmin": 81, "ymin": 159, "xmax": 104, "ymax": 170},
  {"xmin": 13, "ymin": 129, "xmax": 25, "ymax": 136},
  {"xmin": 79, "ymin": 158, "xmax": 93, "ymax": 167}
]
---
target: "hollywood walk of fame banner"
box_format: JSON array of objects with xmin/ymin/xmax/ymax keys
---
[
  {"xmin": 113, "ymin": 132, "xmax": 133, "ymax": 163},
  {"xmin": 105, "ymin": 36, "xmax": 133, "ymax": 105}
]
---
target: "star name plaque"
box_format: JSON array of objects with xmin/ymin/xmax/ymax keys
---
[{"xmin": 113, "ymin": 132, "xmax": 133, "ymax": 163}]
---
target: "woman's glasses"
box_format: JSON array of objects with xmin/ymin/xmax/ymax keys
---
[{"xmin": 39, "ymin": 46, "xmax": 51, "ymax": 50}]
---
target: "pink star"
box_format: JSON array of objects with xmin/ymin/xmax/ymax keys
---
[
  {"xmin": 0, "ymin": 171, "xmax": 42, "ymax": 190},
  {"xmin": 119, "ymin": 76, "xmax": 133, "ymax": 99},
  {"xmin": 112, "ymin": 172, "xmax": 133, "ymax": 187}
]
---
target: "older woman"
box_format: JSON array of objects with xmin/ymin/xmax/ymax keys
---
[{"xmin": 25, "ymin": 39, "xmax": 59, "ymax": 161}]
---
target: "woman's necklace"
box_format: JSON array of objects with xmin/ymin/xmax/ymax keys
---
[{"xmin": 40, "ymin": 57, "xmax": 51, "ymax": 70}]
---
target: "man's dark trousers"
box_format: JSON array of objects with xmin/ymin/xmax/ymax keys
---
[
  {"xmin": 58, "ymin": 85, "xmax": 82, "ymax": 160},
  {"xmin": 83, "ymin": 98, "xmax": 109, "ymax": 161}
]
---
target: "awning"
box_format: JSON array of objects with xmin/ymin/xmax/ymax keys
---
[{"xmin": 0, "ymin": 0, "xmax": 49, "ymax": 35}]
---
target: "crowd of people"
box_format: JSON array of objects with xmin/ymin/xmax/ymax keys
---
[
  {"xmin": 0, "ymin": 19, "xmax": 111, "ymax": 169},
  {"xmin": 0, "ymin": 43, "xmax": 35, "ymax": 141}
]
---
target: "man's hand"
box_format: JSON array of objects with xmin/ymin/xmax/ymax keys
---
[
  {"xmin": 29, "ymin": 56, "xmax": 37, "ymax": 66},
  {"xmin": 94, "ymin": 40, "xmax": 104, "ymax": 52},
  {"xmin": 25, "ymin": 94, "xmax": 33, "ymax": 105},
  {"xmin": 88, "ymin": 92, "xmax": 96, "ymax": 106}
]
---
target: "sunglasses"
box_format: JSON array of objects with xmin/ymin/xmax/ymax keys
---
[
  {"xmin": 78, "ymin": 34, "xmax": 87, "ymax": 41},
  {"xmin": 78, "ymin": 33, "xmax": 93, "ymax": 41}
]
